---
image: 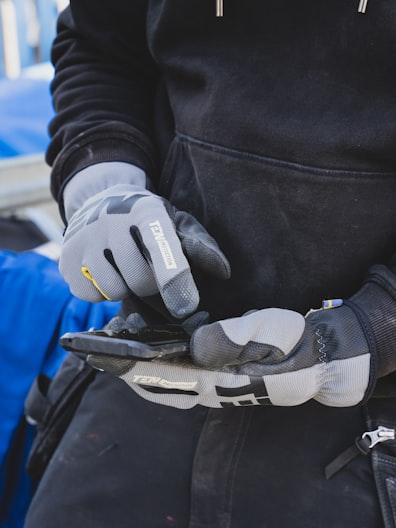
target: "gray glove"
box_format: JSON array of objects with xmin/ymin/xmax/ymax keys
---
[
  {"xmin": 86, "ymin": 265, "xmax": 396, "ymax": 410},
  {"xmin": 190, "ymin": 263, "xmax": 396, "ymax": 407},
  {"xmin": 190, "ymin": 303, "xmax": 374, "ymax": 407},
  {"xmin": 60, "ymin": 163, "xmax": 230, "ymax": 319},
  {"xmin": 91, "ymin": 302, "xmax": 374, "ymax": 409}
]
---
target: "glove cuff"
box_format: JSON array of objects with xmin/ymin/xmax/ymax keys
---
[
  {"xmin": 350, "ymin": 265, "xmax": 396, "ymax": 378},
  {"xmin": 62, "ymin": 162, "xmax": 148, "ymax": 223}
]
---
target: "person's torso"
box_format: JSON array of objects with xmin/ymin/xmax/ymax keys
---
[{"xmin": 147, "ymin": 0, "xmax": 396, "ymax": 318}]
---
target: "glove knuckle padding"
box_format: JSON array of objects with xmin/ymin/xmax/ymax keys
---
[{"xmin": 61, "ymin": 190, "xmax": 146, "ymax": 301}]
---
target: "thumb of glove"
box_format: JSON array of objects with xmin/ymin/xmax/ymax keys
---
[
  {"xmin": 172, "ymin": 209, "xmax": 231, "ymax": 280},
  {"xmin": 190, "ymin": 309, "xmax": 305, "ymax": 369}
]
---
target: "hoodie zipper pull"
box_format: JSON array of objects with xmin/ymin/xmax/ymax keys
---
[
  {"xmin": 216, "ymin": 0, "xmax": 223, "ymax": 16},
  {"xmin": 358, "ymin": 0, "xmax": 368, "ymax": 13},
  {"xmin": 325, "ymin": 426, "xmax": 395, "ymax": 479}
]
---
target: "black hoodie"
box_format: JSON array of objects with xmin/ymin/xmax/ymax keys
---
[
  {"xmin": 24, "ymin": 3, "xmax": 396, "ymax": 527},
  {"xmin": 48, "ymin": 0, "xmax": 396, "ymax": 321}
]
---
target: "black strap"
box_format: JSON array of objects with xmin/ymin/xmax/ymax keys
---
[
  {"xmin": 325, "ymin": 396, "xmax": 396, "ymax": 527},
  {"xmin": 26, "ymin": 354, "xmax": 96, "ymax": 484},
  {"xmin": 365, "ymin": 397, "xmax": 396, "ymax": 528},
  {"xmin": 325, "ymin": 435, "xmax": 371, "ymax": 479},
  {"xmin": 325, "ymin": 374, "xmax": 396, "ymax": 480}
]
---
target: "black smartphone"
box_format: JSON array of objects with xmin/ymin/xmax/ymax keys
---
[{"xmin": 60, "ymin": 325, "xmax": 190, "ymax": 361}]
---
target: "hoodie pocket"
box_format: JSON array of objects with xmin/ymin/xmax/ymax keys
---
[{"xmin": 158, "ymin": 133, "xmax": 396, "ymax": 318}]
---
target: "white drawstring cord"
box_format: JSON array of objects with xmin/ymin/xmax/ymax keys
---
[{"xmin": 358, "ymin": 0, "xmax": 368, "ymax": 13}]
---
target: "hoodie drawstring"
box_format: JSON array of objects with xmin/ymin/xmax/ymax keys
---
[
  {"xmin": 216, "ymin": 1, "xmax": 367, "ymax": 17},
  {"xmin": 358, "ymin": 0, "xmax": 368, "ymax": 13}
]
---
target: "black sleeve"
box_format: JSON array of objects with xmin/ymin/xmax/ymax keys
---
[
  {"xmin": 46, "ymin": 1, "xmax": 160, "ymax": 203},
  {"xmin": 350, "ymin": 261, "xmax": 396, "ymax": 379}
]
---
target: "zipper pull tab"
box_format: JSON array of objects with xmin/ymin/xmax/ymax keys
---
[
  {"xmin": 216, "ymin": 0, "xmax": 223, "ymax": 16},
  {"xmin": 325, "ymin": 426, "xmax": 395, "ymax": 479},
  {"xmin": 358, "ymin": 0, "xmax": 368, "ymax": 13},
  {"xmin": 362, "ymin": 426, "xmax": 395, "ymax": 448}
]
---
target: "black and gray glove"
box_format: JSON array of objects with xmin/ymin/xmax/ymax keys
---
[
  {"xmin": 188, "ymin": 264, "xmax": 396, "ymax": 408},
  {"xmin": 190, "ymin": 304, "xmax": 371, "ymax": 407},
  {"xmin": 59, "ymin": 162, "xmax": 230, "ymax": 319},
  {"xmin": 87, "ymin": 264, "xmax": 396, "ymax": 409}
]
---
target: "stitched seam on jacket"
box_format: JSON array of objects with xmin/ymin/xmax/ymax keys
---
[{"xmin": 175, "ymin": 131, "xmax": 396, "ymax": 177}]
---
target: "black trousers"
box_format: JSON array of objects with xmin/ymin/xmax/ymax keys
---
[{"xmin": 25, "ymin": 364, "xmax": 388, "ymax": 528}]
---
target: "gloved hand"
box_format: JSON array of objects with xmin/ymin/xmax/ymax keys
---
[
  {"xmin": 187, "ymin": 264, "xmax": 396, "ymax": 408},
  {"xmin": 87, "ymin": 264, "xmax": 396, "ymax": 410},
  {"xmin": 59, "ymin": 163, "xmax": 230, "ymax": 319},
  {"xmin": 190, "ymin": 303, "xmax": 374, "ymax": 407},
  {"xmin": 91, "ymin": 301, "xmax": 374, "ymax": 409}
]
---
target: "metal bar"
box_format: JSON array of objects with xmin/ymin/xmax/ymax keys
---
[{"xmin": 0, "ymin": 179, "xmax": 52, "ymax": 211}]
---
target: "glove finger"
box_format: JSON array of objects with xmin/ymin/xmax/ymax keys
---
[
  {"xmin": 181, "ymin": 310, "xmax": 210, "ymax": 336},
  {"xmin": 60, "ymin": 253, "xmax": 128, "ymax": 302},
  {"xmin": 87, "ymin": 355, "xmax": 135, "ymax": 375},
  {"xmin": 191, "ymin": 309, "xmax": 305, "ymax": 369},
  {"xmin": 110, "ymin": 243, "xmax": 158, "ymax": 298},
  {"xmin": 88, "ymin": 312, "xmax": 147, "ymax": 374},
  {"xmin": 131, "ymin": 197, "xmax": 199, "ymax": 318},
  {"xmin": 59, "ymin": 252, "xmax": 102, "ymax": 302},
  {"xmin": 160, "ymin": 268, "xmax": 199, "ymax": 319},
  {"xmin": 104, "ymin": 312, "xmax": 147, "ymax": 331},
  {"xmin": 173, "ymin": 211, "xmax": 231, "ymax": 279},
  {"xmin": 60, "ymin": 193, "xmax": 135, "ymax": 301}
]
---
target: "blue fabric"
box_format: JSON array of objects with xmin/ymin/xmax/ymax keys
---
[
  {"xmin": 0, "ymin": 250, "xmax": 120, "ymax": 527},
  {"xmin": 0, "ymin": 77, "xmax": 53, "ymax": 158}
]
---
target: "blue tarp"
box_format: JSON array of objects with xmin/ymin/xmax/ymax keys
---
[
  {"xmin": 0, "ymin": 74, "xmax": 53, "ymax": 158},
  {"xmin": 0, "ymin": 250, "xmax": 121, "ymax": 527}
]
